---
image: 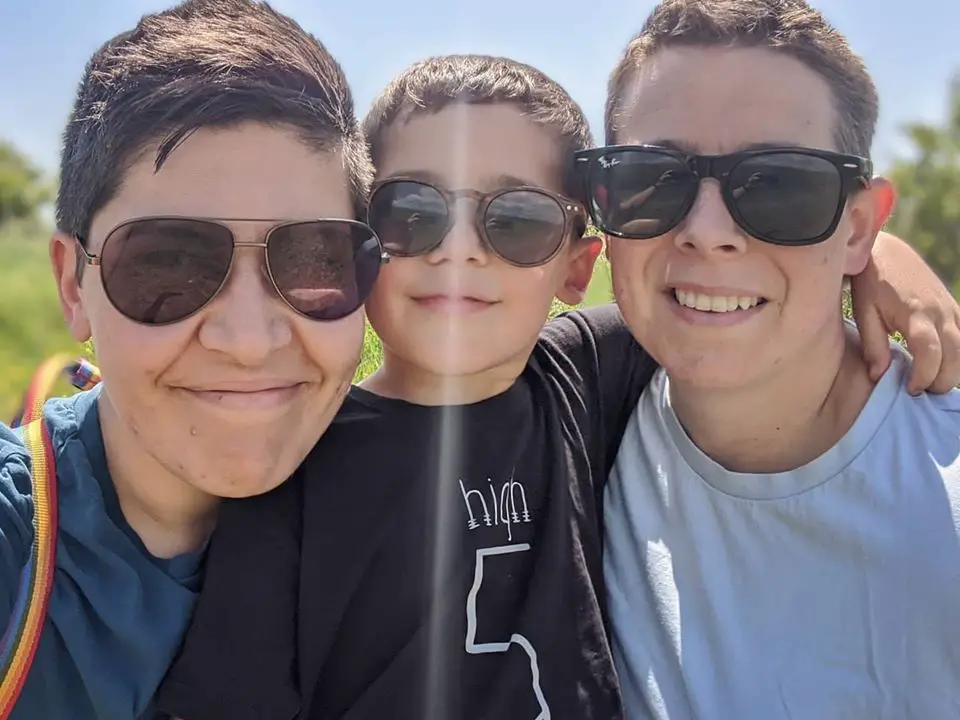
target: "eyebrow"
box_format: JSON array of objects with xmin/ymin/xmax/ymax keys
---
[
  {"xmin": 491, "ymin": 173, "xmax": 543, "ymax": 189},
  {"xmin": 381, "ymin": 169, "xmax": 443, "ymax": 185},
  {"xmin": 646, "ymin": 139, "xmax": 808, "ymax": 154}
]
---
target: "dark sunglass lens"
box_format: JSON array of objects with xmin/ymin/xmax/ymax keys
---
[
  {"xmin": 729, "ymin": 153, "xmax": 842, "ymax": 244},
  {"xmin": 99, "ymin": 218, "xmax": 233, "ymax": 324},
  {"xmin": 268, "ymin": 221, "xmax": 382, "ymax": 321},
  {"xmin": 368, "ymin": 181, "xmax": 448, "ymax": 257},
  {"xmin": 589, "ymin": 150, "xmax": 695, "ymax": 238},
  {"xmin": 484, "ymin": 190, "xmax": 567, "ymax": 266}
]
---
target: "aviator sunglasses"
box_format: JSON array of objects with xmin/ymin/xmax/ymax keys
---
[
  {"xmin": 366, "ymin": 178, "xmax": 588, "ymax": 267},
  {"xmin": 574, "ymin": 145, "xmax": 873, "ymax": 246},
  {"xmin": 76, "ymin": 216, "xmax": 384, "ymax": 325}
]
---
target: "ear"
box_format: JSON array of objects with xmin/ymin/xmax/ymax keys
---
[
  {"xmin": 50, "ymin": 233, "xmax": 93, "ymax": 343},
  {"xmin": 556, "ymin": 235, "xmax": 603, "ymax": 305},
  {"xmin": 842, "ymin": 177, "xmax": 896, "ymax": 276}
]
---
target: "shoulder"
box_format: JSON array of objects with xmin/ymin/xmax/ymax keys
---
[
  {"xmin": 539, "ymin": 303, "xmax": 632, "ymax": 351},
  {"xmin": 0, "ymin": 390, "xmax": 99, "ymax": 579},
  {"xmin": 869, "ymin": 350, "xmax": 960, "ymax": 467},
  {"xmin": 894, "ymin": 384, "xmax": 960, "ymax": 437}
]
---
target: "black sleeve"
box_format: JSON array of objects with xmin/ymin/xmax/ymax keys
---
[
  {"xmin": 538, "ymin": 302, "xmax": 658, "ymax": 476},
  {"xmin": 154, "ymin": 473, "xmax": 304, "ymax": 720}
]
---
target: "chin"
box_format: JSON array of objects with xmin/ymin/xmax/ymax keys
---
[
  {"xmin": 420, "ymin": 352, "xmax": 509, "ymax": 380},
  {"xmin": 188, "ymin": 448, "xmax": 298, "ymax": 498},
  {"xmin": 196, "ymin": 471, "xmax": 288, "ymax": 499},
  {"xmin": 659, "ymin": 349, "xmax": 756, "ymax": 391}
]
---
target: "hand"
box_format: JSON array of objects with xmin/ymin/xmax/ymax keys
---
[{"xmin": 851, "ymin": 231, "xmax": 960, "ymax": 395}]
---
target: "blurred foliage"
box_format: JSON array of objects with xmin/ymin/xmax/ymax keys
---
[
  {"xmin": 0, "ymin": 141, "xmax": 52, "ymax": 227},
  {"xmin": 887, "ymin": 74, "xmax": 960, "ymax": 296}
]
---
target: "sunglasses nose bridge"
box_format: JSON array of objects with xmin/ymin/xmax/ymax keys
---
[
  {"xmin": 428, "ymin": 201, "xmax": 489, "ymax": 264},
  {"xmin": 437, "ymin": 193, "xmax": 484, "ymax": 248}
]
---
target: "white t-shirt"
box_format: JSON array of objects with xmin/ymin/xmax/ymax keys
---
[{"xmin": 604, "ymin": 347, "xmax": 960, "ymax": 720}]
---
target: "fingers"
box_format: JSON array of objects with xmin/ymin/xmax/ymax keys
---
[
  {"xmin": 852, "ymin": 300, "xmax": 892, "ymax": 382},
  {"xmin": 903, "ymin": 313, "xmax": 942, "ymax": 396},
  {"xmin": 928, "ymin": 314, "xmax": 960, "ymax": 394}
]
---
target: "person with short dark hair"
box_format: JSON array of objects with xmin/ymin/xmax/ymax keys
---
[
  {"xmin": 0, "ymin": 1, "xmax": 380, "ymax": 717},
  {"xmin": 594, "ymin": 1, "xmax": 960, "ymax": 716}
]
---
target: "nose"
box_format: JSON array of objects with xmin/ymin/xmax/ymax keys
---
[
  {"xmin": 674, "ymin": 179, "xmax": 748, "ymax": 257},
  {"xmin": 425, "ymin": 199, "xmax": 490, "ymax": 266},
  {"xmin": 197, "ymin": 247, "xmax": 293, "ymax": 366}
]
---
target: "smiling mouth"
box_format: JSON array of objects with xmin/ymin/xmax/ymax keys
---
[
  {"xmin": 182, "ymin": 384, "xmax": 305, "ymax": 411},
  {"xmin": 672, "ymin": 288, "xmax": 768, "ymax": 313},
  {"xmin": 413, "ymin": 294, "xmax": 497, "ymax": 310}
]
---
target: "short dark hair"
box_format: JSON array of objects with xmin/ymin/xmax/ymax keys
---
[
  {"xmin": 57, "ymin": 0, "xmax": 373, "ymax": 241},
  {"xmin": 362, "ymin": 54, "xmax": 593, "ymax": 200},
  {"xmin": 606, "ymin": 0, "xmax": 878, "ymax": 157}
]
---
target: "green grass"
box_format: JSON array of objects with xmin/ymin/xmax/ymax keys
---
[
  {"xmin": 1, "ymin": 221, "xmax": 88, "ymax": 421},
  {"xmin": 1, "ymin": 224, "xmax": 614, "ymax": 422}
]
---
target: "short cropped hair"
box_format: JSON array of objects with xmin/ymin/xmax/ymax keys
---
[
  {"xmin": 57, "ymin": 0, "xmax": 373, "ymax": 241},
  {"xmin": 606, "ymin": 0, "xmax": 878, "ymax": 157},
  {"xmin": 363, "ymin": 54, "xmax": 593, "ymax": 199}
]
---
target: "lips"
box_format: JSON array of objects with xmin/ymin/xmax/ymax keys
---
[
  {"xmin": 185, "ymin": 380, "xmax": 304, "ymax": 393},
  {"xmin": 411, "ymin": 294, "xmax": 497, "ymax": 313},
  {"xmin": 181, "ymin": 384, "xmax": 304, "ymax": 413},
  {"xmin": 673, "ymin": 288, "xmax": 766, "ymax": 313}
]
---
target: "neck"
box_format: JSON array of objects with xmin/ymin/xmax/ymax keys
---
[
  {"xmin": 98, "ymin": 392, "xmax": 218, "ymax": 558},
  {"xmin": 362, "ymin": 350, "xmax": 522, "ymax": 406},
  {"xmin": 669, "ymin": 324, "xmax": 875, "ymax": 474}
]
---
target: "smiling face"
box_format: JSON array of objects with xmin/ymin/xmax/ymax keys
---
[
  {"xmin": 52, "ymin": 122, "xmax": 365, "ymax": 498},
  {"xmin": 365, "ymin": 102, "xmax": 599, "ymax": 390},
  {"xmin": 606, "ymin": 45, "xmax": 887, "ymax": 389}
]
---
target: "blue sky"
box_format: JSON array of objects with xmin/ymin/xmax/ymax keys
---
[{"xmin": 0, "ymin": 0, "xmax": 957, "ymax": 176}]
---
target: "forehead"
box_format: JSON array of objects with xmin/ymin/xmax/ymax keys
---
[
  {"xmin": 90, "ymin": 122, "xmax": 353, "ymax": 243},
  {"xmin": 617, "ymin": 46, "xmax": 837, "ymax": 154},
  {"xmin": 376, "ymin": 103, "xmax": 565, "ymax": 191}
]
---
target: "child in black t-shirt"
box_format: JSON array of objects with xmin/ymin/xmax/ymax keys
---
[
  {"xmin": 155, "ymin": 54, "xmax": 960, "ymax": 720},
  {"xmin": 157, "ymin": 54, "xmax": 655, "ymax": 720}
]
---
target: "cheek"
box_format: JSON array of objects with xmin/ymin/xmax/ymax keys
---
[
  {"xmin": 364, "ymin": 261, "xmax": 411, "ymax": 326},
  {"xmin": 779, "ymin": 245, "xmax": 847, "ymax": 322},
  {"xmin": 608, "ymin": 243, "xmax": 659, "ymax": 320},
  {"xmin": 297, "ymin": 312, "xmax": 366, "ymax": 380},
  {"xmin": 89, "ymin": 310, "xmax": 192, "ymax": 386},
  {"xmin": 89, "ymin": 320, "xmax": 195, "ymax": 438},
  {"xmin": 503, "ymin": 266, "xmax": 559, "ymax": 321}
]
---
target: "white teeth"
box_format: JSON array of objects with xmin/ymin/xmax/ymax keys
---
[{"xmin": 674, "ymin": 289, "xmax": 762, "ymax": 313}]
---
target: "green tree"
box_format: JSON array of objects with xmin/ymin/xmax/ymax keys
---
[
  {"xmin": 0, "ymin": 140, "xmax": 51, "ymax": 226},
  {"xmin": 887, "ymin": 75, "xmax": 960, "ymax": 295}
]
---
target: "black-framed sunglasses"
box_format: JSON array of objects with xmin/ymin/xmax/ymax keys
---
[
  {"xmin": 574, "ymin": 145, "xmax": 873, "ymax": 246},
  {"xmin": 366, "ymin": 178, "xmax": 587, "ymax": 268},
  {"xmin": 76, "ymin": 216, "xmax": 385, "ymax": 325}
]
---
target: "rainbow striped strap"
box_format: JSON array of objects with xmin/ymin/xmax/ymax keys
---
[
  {"xmin": 0, "ymin": 353, "xmax": 100, "ymax": 716},
  {"xmin": 0, "ymin": 419, "xmax": 58, "ymax": 717},
  {"xmin": 10, "ymin": 355, "xmax": 101, "ymax": 428}
]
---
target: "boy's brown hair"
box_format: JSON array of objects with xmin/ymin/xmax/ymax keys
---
[
  {"xmin": 605, "ymin": 0, "xmax": 878, "ymax": 157},
  {"xmin": 363, "ymin": 54, "xmax": 593, "ymax": 200},
  {"xmin": 57, "ymin": 0, "xmax": 373, "ymax": 241}
]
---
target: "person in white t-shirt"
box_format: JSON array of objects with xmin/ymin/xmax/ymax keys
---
[{"xmin": 572, "ymin": 0, "xmax": 960, "ymax": 718}]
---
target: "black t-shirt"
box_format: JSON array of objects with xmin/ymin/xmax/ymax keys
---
[{"xmin": 156, "ymin": 304, "xmax": 656, "ymax": 720}]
